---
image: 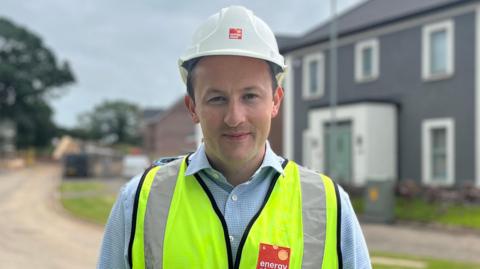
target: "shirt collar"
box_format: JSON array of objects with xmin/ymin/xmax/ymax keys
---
[{"xmin": 185, "ymin": 141, "xmax": 285, "ymax": 177}]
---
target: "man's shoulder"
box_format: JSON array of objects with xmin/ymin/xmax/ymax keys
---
[
  {"xmin": 152, "ymin": 155, "xmax": 185, "ymax": 166},
  {"xmin": 291, "ymin": 163, "xmax": 349, "ymax": 196},
  {"xmin": 290, "ymin": 162, "xmax": 326, "ymax": 178},
  {"xmin": 120, "ymin": 155, "xmax": 186, "ymax": 201},
  {"xmin": 139, "ymin": 155, "xmax": 187, "ymax": 180}
]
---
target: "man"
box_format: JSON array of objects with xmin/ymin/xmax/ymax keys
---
[{"xmin": 98, "ymin": 5, "xmax": 371, "ymax": 269}]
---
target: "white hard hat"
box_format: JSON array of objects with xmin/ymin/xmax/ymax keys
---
[{"xmin": 178, "ymin": 5, "xmax": 286, "ymax": 84}]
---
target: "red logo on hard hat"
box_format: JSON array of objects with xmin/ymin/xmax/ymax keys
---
[
  {"xmin": 229, "ymin": 28, "xmax": 243, "ymax": 39},
  {"xmin": 256, "ymin": 243, "xmax": 290, "ymax": 269}
]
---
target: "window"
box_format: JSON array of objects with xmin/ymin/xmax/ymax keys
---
[
  {"xmin": 302, "ymin": 53, "xmax": 324, "ymax": 99},
  {"xmin": 362, "ymin": 48, "xmax": 373, "ymax": 76},
  {"xmin": 431, "ymin": 128, "xmax": 447, "ymax": 180},
  {"xmin": 422, "ymin": 20, "xmax": 454, "ymax": 80},
  {"xmin": 422, "ymin": 118, "xmax": 455, "ymax": 186},
  {"xmin": 355, "ymin": 39, "xmax": 379, "ymax": 82},
  {"xmin": 309, "ymin": 60, "xmax": 319, "ymax": 93}
]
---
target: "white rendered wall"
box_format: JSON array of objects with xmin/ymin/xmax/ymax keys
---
[{"xmin": 304, "ymin": 102, "xmax": 397, "ymax": 186}]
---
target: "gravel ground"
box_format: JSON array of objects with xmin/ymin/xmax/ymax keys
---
[
  {"xmin": 0, "ymin": 164, "xmax": 103, "ymax": 269},
  {"xmin": 363, "ymin": 221, "xmax": 480, "ymax": 264}
]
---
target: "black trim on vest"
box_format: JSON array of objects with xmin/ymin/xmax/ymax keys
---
[
  {"xmin": 333, "ymin": 181, "xmax": 343, "ymax": 269},
  {"xmin": 234, "ymin": 158, "xmax": 289, "ymax": 269},
  {"xmin": 281, "ymin": 158, "xmax": 289, "ymax": 169},
  {"xmin": 184, "ymin": 152, "xmax": 193, "ymax": 166},
  {"xmin": 194, "ymin": 173, "xmax": 234, "ymax": 269},
  {"xmin": 128, "ymin": 164, "xmax": 157, "ymax": 268}
]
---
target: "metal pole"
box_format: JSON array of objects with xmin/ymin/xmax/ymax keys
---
[{"xmin": 329, "ymin": 0, "xmax": 338, "ymax": 179}]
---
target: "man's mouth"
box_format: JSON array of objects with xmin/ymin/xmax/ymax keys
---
[{"xmin": 223, "ymin": 132, "xmax": 251, "ymax": 140}]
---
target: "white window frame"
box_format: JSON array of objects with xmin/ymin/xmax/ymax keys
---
[
  {"xmin": 422, "ymin": 118, "xmax": 455, "ymax": 186},
  {"xmin": 282, "ymin": 55, "xmax": 294, "ymax": 159},
  {"xmin": 422, "ymin": 20, "xmax": 455, "ymax": 81},
  {"xmin": 302, "ymin": 52, "xmax": 325, "ymax": 99},
  {"xmin": 355, "ymin": 38, "xmax": 379, "ymax": 83}
]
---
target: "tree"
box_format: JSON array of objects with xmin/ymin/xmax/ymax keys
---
[
  {"xmin": 78, "ymin": 100, "xmax": 141, "ymax": 145},
  {"xmin": 0, "ymin": 17, "xmax": 75, "ymax": 148}
]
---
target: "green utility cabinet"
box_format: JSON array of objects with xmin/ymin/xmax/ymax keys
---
[{"xmin": 363, "ymin": 180, "xmax": 395, "ymax": 223}]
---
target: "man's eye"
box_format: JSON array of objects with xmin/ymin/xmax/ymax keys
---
[
  {"xmin": 208, "ymin": 96, "xmax": 226, "ymax": 103},
  {"xmin": 244, "ymin": 93, "xmax": 258, "ymax": 100}
]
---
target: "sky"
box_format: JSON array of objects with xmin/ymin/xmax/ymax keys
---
[{"xmin": 1, "ymin": 0, "xmax": 361, "ymax": 128}]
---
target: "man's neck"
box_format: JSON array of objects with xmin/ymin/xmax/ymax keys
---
[{"xmin": 206, "ymin": 148, "xmax": 266, "ymax": 186}]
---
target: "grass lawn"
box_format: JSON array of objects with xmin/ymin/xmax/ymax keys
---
[
  {"xmin": 60, "ymin": 181, "xmax": 106, "ymax": 193},
  {"xmin": 395, "ymin": 198, "xmax": 480, "ymax": 229},
  {"xmin": 352, "ymin": 197, "xmax": 480, "ymax": 230},
  {"xmin": 371, "ymin": 252, "xmax": 480, "ymax": 269},
  {"xmin": 60, "ymin": 181, "xmax": 117, "ymax": 225}
]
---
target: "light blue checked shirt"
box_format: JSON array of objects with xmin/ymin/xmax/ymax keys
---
[{"xmin": 97, "ymin": 143, "xmax": 371, "ymax": 268}]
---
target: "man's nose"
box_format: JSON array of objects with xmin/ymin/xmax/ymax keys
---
[{"xmin": 224, "ymin": 99, "xmax": 246, "ymax": 127}]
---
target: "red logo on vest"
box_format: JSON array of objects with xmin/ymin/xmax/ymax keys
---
[
  {"xmin": 256, "ymin": 243, "xmax": 290, "ymax": 269},
  {"xmin": 229, "ymin": 28, "xmax": 243, "ymax": 39}
]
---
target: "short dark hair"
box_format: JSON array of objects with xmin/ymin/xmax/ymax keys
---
[{"xmin": 183, "ymin": 57, "xmax": 282, "ymax": 102}]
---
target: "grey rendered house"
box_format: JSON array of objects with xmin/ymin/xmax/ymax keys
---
[{"xmin": 280, "ymin": 0, "xmax": 480, "ymax": 187}]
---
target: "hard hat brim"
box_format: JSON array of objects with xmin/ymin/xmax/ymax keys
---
[{"xmin": 178, "ymin": 49, "xmax": 286, "ymax": 84}]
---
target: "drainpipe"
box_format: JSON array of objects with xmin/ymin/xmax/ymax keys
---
[{"xmin": 329, "ymin": 0, "xmax": 338, "ymax": 179}]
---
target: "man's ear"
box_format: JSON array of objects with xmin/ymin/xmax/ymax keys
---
[
  {"xmin": 271, "ymin": 86, "xmax": 284, "ymax": 118},
  {"xmin": 184, "ymin": 95, "xmax": 200, "ymax": 123}
]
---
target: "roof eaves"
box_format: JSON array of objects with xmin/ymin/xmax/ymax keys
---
[
  {"xmin": 281, "ymin": 0, "xmax": 474, "ymax": 54},
  {"xmin": 309, "ymin": 98, "xmax": 402, "ymax": 109}
]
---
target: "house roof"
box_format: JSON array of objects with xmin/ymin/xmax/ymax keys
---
[
  {"xmin": 280, "ymin": 0, "xmax": 472, "ymax": 53},
  {"xmin": 276, "ymin": 35, "xmax": 301, "ymax": 50},
  {"xmin": 143, "ymin": 98, "xmax": 185, "ymax": 126},
  {"xmin": 143, "ymin": 108, "xmax": 164, "ymax": 121}
]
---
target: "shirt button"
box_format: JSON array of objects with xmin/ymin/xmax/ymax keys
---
[
  {"xmin": 231, "ymin": 194, "xmax": 238, "ymax": 201},
  {"xmin": 229, "ymin": 235, "xmax": 234, "ymax": 242}
]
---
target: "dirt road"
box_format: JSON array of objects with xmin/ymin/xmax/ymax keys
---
[
  {"xmin": 0, "ymin": 164, "xmax": 103, "ymax": 269},
  {"xmin": 363, "ymin": 222, "xmax": 480, "ymax": 264}
]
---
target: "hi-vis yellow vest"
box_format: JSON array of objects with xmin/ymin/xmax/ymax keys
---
[{"xmin": 128, "ymin": 156, "xmax": 342, "ymax": 269}]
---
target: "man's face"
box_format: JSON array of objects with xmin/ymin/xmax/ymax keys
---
[{"xmin": 185, "ymin": 55, "xmax": 283, "ymax": 168}]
